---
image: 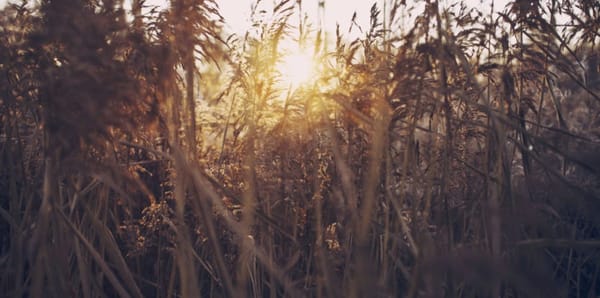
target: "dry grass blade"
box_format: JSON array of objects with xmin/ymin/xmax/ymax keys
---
[
  {"xmin": 516, "ymin": 239, "xmax": 600, "ymax": 249},
  {"xmin": 73, "ymin": 235, "xmax": 93, "ymax": 298},
  {"xmin": 82, "ymin": 204, "xmax": 144, "ymax": 298},
  {"xmin": 56, "ymin": 208, "xmax": 133, "ymax": 298},
  {"xmin": 186, "ymin": 159, "xmax": 302, "ymax": 297}
]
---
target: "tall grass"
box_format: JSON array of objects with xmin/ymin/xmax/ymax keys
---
[{"xmin": 1, "ymin": 0, "xmax": 600, "ymax": 297}]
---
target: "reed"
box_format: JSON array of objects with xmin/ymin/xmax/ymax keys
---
[{"xmin": 1, "ymin": 0, "xmax": 599, "ymax": 297}]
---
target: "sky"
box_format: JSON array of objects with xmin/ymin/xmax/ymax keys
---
[
  {"xmin": 0, "ymin": 0, "xmax": 511, "ymax": 36},
  {"xmin": 218, "ymin": 0, "xmax": 509, "ymax": 33},
  {"xmin": 199, "ymin": 0, "xmax": 508, "ymax": 35}
]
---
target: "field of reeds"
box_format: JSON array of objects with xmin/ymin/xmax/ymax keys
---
[{"xmin": 1, "ymin": 0, "xmax": 599, "ymax": 297}]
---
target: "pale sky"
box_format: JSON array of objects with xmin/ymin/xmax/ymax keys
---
[
  {"xmin": 219, "ymin": 0, "xmax": 508, "ymax": 30},
  {"xmin": 204, "ymin": 0, "xmax": 508, "ymax": 35},
  {"xmin": 0, "ymin": 0, "xmax": 510, "ymax": 36}
]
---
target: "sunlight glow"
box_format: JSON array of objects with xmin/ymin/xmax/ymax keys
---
[{"xmin": 276, "ymin": 48, "xmax": 317, "ymax": 89}]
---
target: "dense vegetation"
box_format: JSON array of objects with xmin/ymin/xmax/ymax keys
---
[{"xmin": 1, "ymin": 0, "xmax": 599, "ymax": 297}]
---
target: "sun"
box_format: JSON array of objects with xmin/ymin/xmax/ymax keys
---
[{"xmin": 276, "ymin": 47, "xmax": 317, "ymax": 89}]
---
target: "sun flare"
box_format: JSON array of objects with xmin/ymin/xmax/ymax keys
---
[{"xmin": 276, "ymin": 48, "xmax": 317, "ymax": 89}]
